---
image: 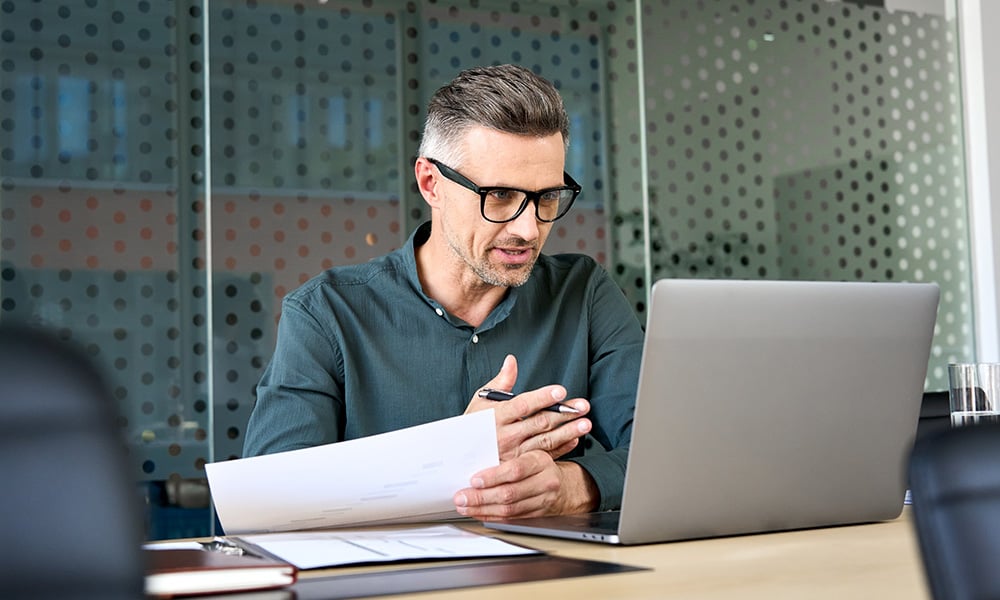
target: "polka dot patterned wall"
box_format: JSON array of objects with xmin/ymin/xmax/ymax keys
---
[
  {"xmin": 638, "ymin": 0, "xmax": 971, "ymax": 389},
  {"xmin": 0, "ymin": 0, "xmax": 974, "ymax": 494},
  {"xmin": 1, "ymin": 0, "xmax": 215, "ymax": 486}
]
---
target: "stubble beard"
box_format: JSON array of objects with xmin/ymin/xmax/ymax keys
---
[{"xmin": 445, "ymin": 232, "xmax": 537, "ymax": 288}]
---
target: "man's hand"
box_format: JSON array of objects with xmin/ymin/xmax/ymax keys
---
[
  {"xmin": 453, "ymin": 453, "xmax": 599, "ymax": 520},
  {"xmin": 465, "ymin": 355, "xmax": 592, "ymax": 461},
  {"xmin": 458, "ymin": 354, "xmax": 600, "ymax": 518}
]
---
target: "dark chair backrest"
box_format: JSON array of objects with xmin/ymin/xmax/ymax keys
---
[
  {"xmin": 909, "ymin": 423, "xmax": 1000, "ymax": 600},
  {"xmin": 0, "ymin": 324, "xmax": 144, "ymax": 599},
  {"xmin": 916, "ymin": 391, "xmax": 951, "ymax": 441}
]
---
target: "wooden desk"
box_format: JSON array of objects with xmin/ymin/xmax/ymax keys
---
[{"xmin": 298, "ymin": 509, "xmax": 928, "ymax": 599}]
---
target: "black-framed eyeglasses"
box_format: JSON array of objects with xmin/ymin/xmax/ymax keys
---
[{"xmin": 427, "ymin": 158, "xmax": 582, "ymax": 223}]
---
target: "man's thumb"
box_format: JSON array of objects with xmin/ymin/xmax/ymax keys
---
[{"xmin": 490, "ymin": 354, "xmax": 518, "ymax": 391}]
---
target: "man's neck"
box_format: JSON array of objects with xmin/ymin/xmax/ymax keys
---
[{"xmin": 415, "ymin": 231, "xmax": 507, "ymax": 328}]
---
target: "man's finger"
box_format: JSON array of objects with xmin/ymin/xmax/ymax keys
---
[
  {"xmin": 489, "ymin": 354, "xmax": 518, "ymax": 393},
  {"xmin": 492, "ymin": 386, "xmax": 578, "ymax": 423},
  {"xmin": 469, "ymin": 450, "xmax": 549, "ymax": 489},
  {"xmin": 452, "ymin": 452, "xmax": 560, "ymax": 518},
  {"xmin": 509, "ymin": 411, "xmax": 591, "ymax": 445},
  {"xmin": 465, "ymin": 355, "xmax": 519, "ymax": 415},
  {"xmin": 454, "ymin": 487, "xmax": 542, "ymax": 519}
]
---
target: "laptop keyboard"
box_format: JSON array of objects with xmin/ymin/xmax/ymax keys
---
[{"xmin": 564, "ymin": 510, "xmax": 621, "ymax": 532}]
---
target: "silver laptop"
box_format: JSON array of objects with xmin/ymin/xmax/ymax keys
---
[{"xmin": 485, "ymin": 278, "xmax": 940, "ymax": 544}]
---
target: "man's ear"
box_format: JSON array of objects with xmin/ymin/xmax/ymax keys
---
[{"xmin": 414, "ymin": 157, "xmax": 442, "ymax": 209}]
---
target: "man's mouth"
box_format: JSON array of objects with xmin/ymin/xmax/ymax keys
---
[{"xmin": 492, "ymin": 245, "xmax": 534, "ymax": 265}]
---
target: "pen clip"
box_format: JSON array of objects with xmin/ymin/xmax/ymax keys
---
[
  {"xmin": 478, "ymin": 388, "xmax": 515, "ymax": 401},
  {"xmin": 201, "ymin": 537, "xmax": 247, "ymax": 556}
]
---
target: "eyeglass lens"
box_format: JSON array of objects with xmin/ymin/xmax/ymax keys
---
[{"xmin": 482, "ymin": 189, "xmax": 574, "ymax": 222}]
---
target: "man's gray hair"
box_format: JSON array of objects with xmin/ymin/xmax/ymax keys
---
[{"xmin": 418, "ymin": 64, "xmax": 570, "ymax": 168}]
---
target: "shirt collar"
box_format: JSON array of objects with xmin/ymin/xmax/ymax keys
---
[{"xmin": 400, "ymin": 221, "xmax": 519, "ymax": 331}]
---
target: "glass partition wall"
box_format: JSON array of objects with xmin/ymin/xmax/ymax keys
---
[
  {"xmin": 637, "ymin": 0, "xmax": 973, "ymax": 382},
  {"xmin": 0, "ymin": 0, "xmax": 971, "ymax": 538}
]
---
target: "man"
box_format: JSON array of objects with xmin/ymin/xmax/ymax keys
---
[{"xmin": 244, "ymin": 64, "xmax": 643, "ymax": 519}]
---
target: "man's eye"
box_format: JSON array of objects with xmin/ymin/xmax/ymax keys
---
[{"xmin": 489, "ymin": 189, "xmax": 518, "ymax": 202}]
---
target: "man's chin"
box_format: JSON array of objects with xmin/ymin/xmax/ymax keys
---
[
  {"xmin": 498, "ymin": 263, "xmax": 534, "ymax": 287},
  {"xmin": 477, "ymin": 262, "xmax": 534, "ymax": 288}
]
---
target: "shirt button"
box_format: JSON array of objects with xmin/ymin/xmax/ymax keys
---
[
  {"xmin": 472, "ymin": 334, "xmax": 479, "ymax": 344},
  {"xmin": 435, "ymin": 308, "xmax": 444, "ymax": 317}
]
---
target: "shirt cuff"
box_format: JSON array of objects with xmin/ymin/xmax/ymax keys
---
[{"xmin": 565, "ymin": 447, "xmax": 628, "ymax": 512}]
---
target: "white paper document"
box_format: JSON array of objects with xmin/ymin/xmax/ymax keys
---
[
  {"xmin": 234, "ymin": 524, "xmax": 540, "ymax": 570},
  {"xmin": 206, "ymin": 411, "xmax": 499, "ymax": 534}
]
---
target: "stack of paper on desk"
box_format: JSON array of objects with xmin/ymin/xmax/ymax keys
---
[
  {"xmin": 205, "ymin": 411, "xmax": 499, "ymax": 534},
  {"xmin": 233, "ymin": 524, "xmax": 541, "ymax": 570}
]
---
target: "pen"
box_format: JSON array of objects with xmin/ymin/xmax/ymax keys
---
[{"xmin": 477, "ymin": 388, "xmax": 581, "ymax": 414}]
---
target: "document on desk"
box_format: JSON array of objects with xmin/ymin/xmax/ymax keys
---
[
  {"xmin": 206, "ymin": 410, "xmax": 499, "ymax": 535},
  {"xmin": 233, "ymin": 524, "xmax": 541, "ymax": 570}
]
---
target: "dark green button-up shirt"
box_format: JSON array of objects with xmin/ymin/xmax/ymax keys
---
[{"xmin": 244, "ymin": 222, "xmax": 644, "ymax": 511}]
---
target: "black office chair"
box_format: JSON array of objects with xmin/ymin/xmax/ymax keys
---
[
  {"xmin": 909, "ymin": 423, "xmax": 1000, "ymax": 600},
  {"xmin": 0, "ymin": 324, "xmax": 144, "ymax": 599}
]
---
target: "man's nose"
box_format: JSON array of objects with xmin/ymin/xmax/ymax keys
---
[{"xmin": 503, "ymin": 199, "xmax": 541, "ymax": 241}]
